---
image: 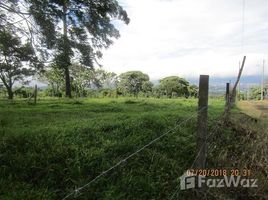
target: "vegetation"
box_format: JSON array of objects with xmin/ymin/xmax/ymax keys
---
[
  {"xmin": 0, "ymin": 63, "xmax": 199, "ymax": 99},
  {"xmin": 238, "ymin": 86, "xmax": 268, "ymax": 100},
  {"xmin": 40, "ymin": 66, "xmax": 65, "ymax": 98},
  {"xmin": 0, "ymin": 0, "xmax": 130, "ymax": 98},
  {"xmin": 117, "ymin": 71, "xmax": 151, "ymax": 97},
  {"xmin": 206, "ymin": 110, "xmax": 268, "ymax": 200},
  {"xmin": 0, "ymin": 98, "xmax": 225, "ymax": 199},
  {"xmin": 0, "ymin": 1, "xmax": 267, "ymax": 200},
  {"xmin": 247, "ymin": 86, "xmax": 267, "ymax": 100},
  {"xmin": 0, "ymin": 1, "xmax": 198, "ymax": 101},
  {"xmin": 159, "ymin": 76, "xmax": 197, "ymax": 98},
  {"xmin": 0, "ymin": 24, "xmax": 41, "ymax": 99}
]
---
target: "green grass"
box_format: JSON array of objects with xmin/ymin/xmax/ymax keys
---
[{"xmin": 0, "ymin": 98, "xmax": 225, "ymax": 200}]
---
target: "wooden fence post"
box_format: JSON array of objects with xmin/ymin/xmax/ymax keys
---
[
  {"xmin": 196, "ymin": 75, "xmax": 209, "ymax": 169},
  {"xmin": 224, "ymin": 56, "xmax": 246, "ymax": 117},
  {"xmin": 229, "ymin": 56, "xmax": 246, "ymax": 106},
  {"xmin": 225, "ymin": 83, "xmax": 230, "ymax": 106}
]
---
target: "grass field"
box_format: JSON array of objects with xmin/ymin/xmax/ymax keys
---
[{"xmin": 0, "ymin": 98, "xmax": 235, "ymax": 199}]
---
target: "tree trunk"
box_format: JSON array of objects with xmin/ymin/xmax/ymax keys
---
[
  {"xmin": 1, "ymin": 77, "xmax": 13, "ymax": 99},
  {"xmin": 64, "ymin": 66, "xmax": 71, "ymax": 98},
  {"xmin": 7, "ymin": 87, "xmax": 13, "ymax": 99},
  {"xmin": 63, "ymin": 2, "xmax": 72, "ymax": 98}
]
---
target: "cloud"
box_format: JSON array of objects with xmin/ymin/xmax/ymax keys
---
[{"xmin": 102, "ymin": 0, "xmax": 268, "ymax": 80}]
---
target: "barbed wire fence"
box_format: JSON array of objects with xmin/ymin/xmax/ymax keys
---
[
  {"xmin": 61, "ymin": 72, "xmax": 244, "ymax": 200},
  {"xmin": 169, "ymin": 66, "xmax": 254, "ymax": 200}
]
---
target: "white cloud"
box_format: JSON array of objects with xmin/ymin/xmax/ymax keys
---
[{"xmin": 102, "ymin": 0, "xmax": 268, "ymax": 80}]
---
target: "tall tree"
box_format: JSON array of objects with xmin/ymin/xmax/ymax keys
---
[
  {"xmin": 0, "ymin": 25, "xmax": 41, "ymax": 99},
  {"xmin": 26, "ymin": 0, "xmax": 129, "ymax": 97},
  {"xmin": 159, "ymin": 76, "xmax": 190, "ymax": 98},
  {"xmin": 118, "ymin": 71, "xmax": 150, "ymax": 97}
]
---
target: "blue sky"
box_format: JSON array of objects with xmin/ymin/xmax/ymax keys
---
[{"xmin": 102, "ymin": 0, "xmax": 268, "ymax": 80}]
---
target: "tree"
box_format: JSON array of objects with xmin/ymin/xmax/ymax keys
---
[
  {"xmin": 117, "ymin": 71, "xmax": 150, "ymax": 97},
  {"xmin": 248, "ymin": 86, "xmax": 265, "ymax": 100},
  {"xmin": 103, "ymin": 72, "xmax": 118, "ymax": 89},
  {"xmin": 0, "ymin": 26, "xmax": 41, "ymax": 99},
  {"xmin": 69, "ymin": 63, "xmax": 91, "ymax": 97},
  {"xmin": 188, "ymin": 84, "xmax": 198, "ymax": 98},
  {"xmin": 7, "ymin": 0, "xmax": 129, "ymax": 98},
  {"xmin": 159, "ymin": 76, "xmax": 190, "ymax": 98},
  {"xmin": 90, "ymin": 69, "xmax": 109, "ymax": 89},
  {"xmin": 41, "ymin": 64, "xmax": 112, "ymax": 97},
  {"xmin": 40, "ymin": 66, "xmax": 65, "ymax": 97},
  {"xmin": 142, "ymin": 81, "xmax": 153, "ymax": 97},
  {"xmin": 70, "ymin": 64, "xmax": 109, "ymax": 97},
  {"xmin": 152, "ymin": 85, "xmax": 162, "ymax": 98}
]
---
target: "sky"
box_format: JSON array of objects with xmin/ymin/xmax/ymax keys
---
[{"xmin": 101, "ymin": 0, "xmax": 268, "ymax": 81}]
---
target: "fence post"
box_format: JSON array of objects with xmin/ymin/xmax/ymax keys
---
[
  {"xmin": 225, "ymin": 83, "xmax": 230, "ymax": 106},
  {"xmin": 196, "ymin": 75, "xmax": 209, "ymax": 169}
]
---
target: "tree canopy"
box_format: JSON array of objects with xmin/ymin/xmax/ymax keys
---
[
  {"xmin": 118, "ymin": 71, "xmax": 150, "ymax": 97},
  {"xmin": 159, "ymin": 76, "xmax": 190, "ymax": 98}
]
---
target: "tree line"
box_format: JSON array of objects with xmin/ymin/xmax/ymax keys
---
[
  {"xmin": 42, "ymin": 69, "xmax": 198, "ymax": 98},
  {"xmin": 0, "ymin": 67, "xmax": 198, "ymax": 99}
]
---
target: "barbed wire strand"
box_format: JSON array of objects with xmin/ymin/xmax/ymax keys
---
[{"xmin": 62, "ymin": 106, "xmax": 208, "ymax": 200}]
